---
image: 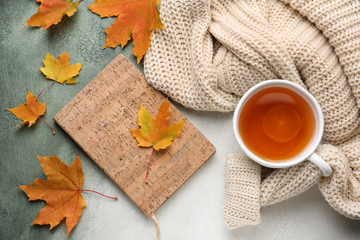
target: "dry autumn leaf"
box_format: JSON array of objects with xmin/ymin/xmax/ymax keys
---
[
  {"xmin": 131, "ymin": 99, "xmax": 186, "ymax": 182},
  {"xmin": 6, "ymin": 90, "xmax": 55, "ymax": 134},
  {"xmin": 40, "ymin": 51, "xmax": 82, "ymax": 84},
  {"xmin": 88, "ymin": 0, "xmax": 165, "ymax": 63},
  {"xmin": 25, "ymin": 0, "xmax": 80, "ymax": 30},
  {"xmin": 7, "ymin": 90, "xmax": 45, "ymax": 127},
  {"xmin": 131, "ymin": 99, "xmax": 186, "ymax": 150},
  {"xmin": 18, "ymin": 155, "xmax": 86, "ymax": 237}
]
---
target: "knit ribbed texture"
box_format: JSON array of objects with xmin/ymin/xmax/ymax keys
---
[
  {"xmin": 143, "ymin": 0, "xmax": 360, "ymax": 227},
  {"xmin": 224, "ymin": 154, "xmax": 261, "ymax": 229}
]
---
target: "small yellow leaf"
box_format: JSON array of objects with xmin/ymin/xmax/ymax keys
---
[
  {"xmin": 131, "ymin": 99, "xmax": 186, "ymax": 151},
  {"xmin": 40, "ymin": 51, "xmax": 82, "ymax": 84}
]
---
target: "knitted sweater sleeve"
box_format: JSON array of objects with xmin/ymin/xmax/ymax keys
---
[{"xmin": 280, "ymin": 0, "xmax": 360, "ymax": 107}]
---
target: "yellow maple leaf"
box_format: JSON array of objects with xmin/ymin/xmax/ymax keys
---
[
  {"xmin": 131, "ymin": 99, "xmax": 186, "ymax": 183},
  {"xmin": 40, "ymin": 51, "xmax": 82, "ymax": 84},
  {"xmin": 131, "ymin": 99, "xmax": 186, "ymax": 151},
  {"xmin": 18, "ymin": 155, "xmax": 86, "ymax": 237},
  {"xmin": 25, "ymin": 0, "xmax": 80, "ymax": 30},
  {"xmin": 88, "ymin": 0, "xmax": 165, "ymax": 63}
]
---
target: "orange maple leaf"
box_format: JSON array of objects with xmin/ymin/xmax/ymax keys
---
[
  {"xmin": 25, "ymin": 0, "xmax": 80, "ymax": 30},
  {"xmin": 7, "ymin": 90, "xmax": 46, "ymax": 127},
  {"xmin": 88, "ymin": 0, "xmax": 165, "ymax": 63},
  {"xmin": 40, "ymin": 51, "xmax": 82, "ymax": 84},
  {"xmin": 18, "ymin": 155, "xmax": 87, "ymax": 237},
  {"xmin": 131, "ymin": 99, "xmax": 186, "ymax": 182}
]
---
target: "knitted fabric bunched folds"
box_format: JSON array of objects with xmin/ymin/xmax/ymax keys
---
[{"xmin": 143, "ymin": 0, "xmax": 360, "ymax": 228}]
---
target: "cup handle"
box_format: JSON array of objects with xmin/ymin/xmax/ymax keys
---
[{"xmin": 308, "ymin": 153, "xmax": 332, "ymax": 177}]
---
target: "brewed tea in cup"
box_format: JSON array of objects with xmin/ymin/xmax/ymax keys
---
[{"xmin": 233, "ymin": 80, "xmax": 332, "ymax": 176}]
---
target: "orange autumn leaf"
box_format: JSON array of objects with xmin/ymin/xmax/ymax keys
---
[
  {"xmin": 18, "ymin": 155, "xmax": 86, "ymax": 237},
  {"xmin": 131, "ymin": 99, "xmax": 186, "ymax": 151},
  {"xmin": 25, "ymin": 0, "xmax": 80, "ymax": 30},
  {"xmin": 7, "ymin": 90, "xmax": 46, "ymax": 127},
  {"xmin": 88, "ymin": 0, "xmax": 165, "ymax": 63},
  {"xmin": 40, "ymin": 51, "xmax": 82, "ymax": 84}
]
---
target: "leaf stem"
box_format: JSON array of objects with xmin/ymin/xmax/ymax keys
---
[
  {"xmin": 81, "ymin": 189, "xmax": 118, "ymax": 200},
  {"xmin": 37, "ymin": 117, "xmax": 55, "ymax": 135},
  {"xmin": 145, "ymin": 148, "xmax": 155, "ymax": 184},
  {"xmin": 38, "ymin": 81, "xmax": 56, "ymax": 99},
  {"xmin": 78, "ymin": 0, "xmax": 83, "ymax": 3}
]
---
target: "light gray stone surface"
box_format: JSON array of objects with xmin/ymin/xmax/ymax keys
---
[{"xmin": 1, "ymin": 1, "xmax": 359, "ymax": 239}]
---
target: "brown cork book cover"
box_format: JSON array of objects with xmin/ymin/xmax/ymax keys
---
[{"xmin": 53, "ymin": 54, "xmax": 216, "ymax": 217}]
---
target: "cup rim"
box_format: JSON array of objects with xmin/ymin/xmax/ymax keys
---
[{"xmin": 233, "ymin": 79, "xmax": 324, "ymax": 168}]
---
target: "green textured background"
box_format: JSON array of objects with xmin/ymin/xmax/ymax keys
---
[{"xmin": 0, "ymin": 1, "xmax": 140, "ymax": 239}]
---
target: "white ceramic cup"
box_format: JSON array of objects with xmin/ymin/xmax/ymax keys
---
[{"xmin": 233, "ymin": 80, "xmax": 332, "ymax": 177}]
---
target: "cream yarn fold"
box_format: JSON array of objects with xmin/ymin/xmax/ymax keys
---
[{"xmin": 144, "ymin": 0, "xmax": 360, "ymax": 227}]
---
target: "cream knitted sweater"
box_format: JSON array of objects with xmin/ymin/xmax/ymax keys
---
[{"xmin": 144, "ymin": 0, "xmax": 360, "ymax": 228}]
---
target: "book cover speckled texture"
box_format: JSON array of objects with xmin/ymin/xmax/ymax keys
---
[{"xmin": 54, "ymin": 54, "xmax": 216, "ymax": 216}]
